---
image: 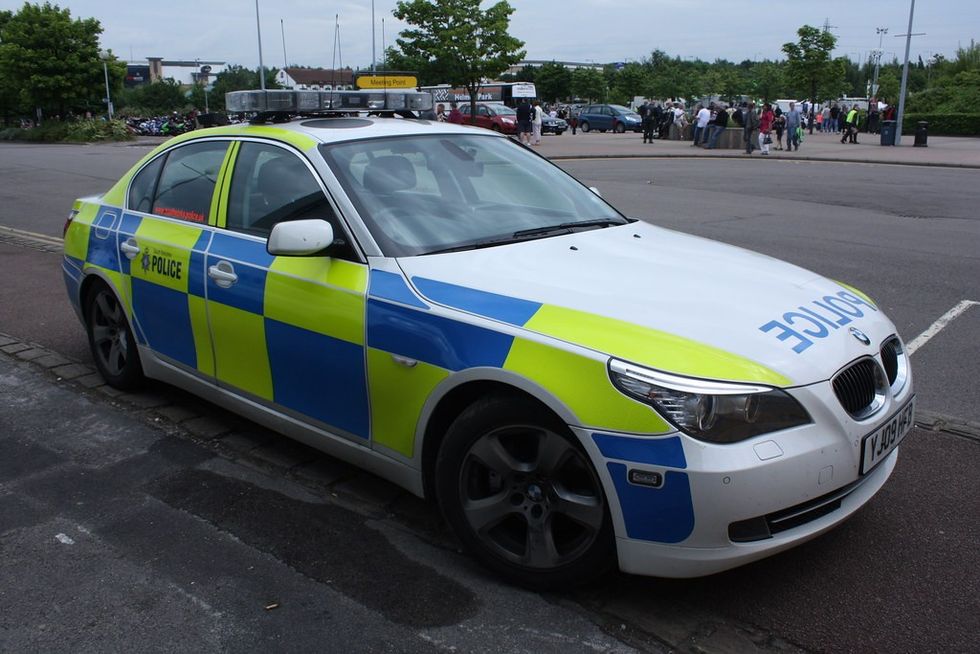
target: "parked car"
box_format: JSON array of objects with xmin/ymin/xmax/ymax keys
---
[
  {"xmin": 575, "ymin": 104, "xmax": 643, "ymax": 133},
  {"xmin": 542, "ymin": 114, "xmax": 568, "ymax": 135},
  {"xmin": 457, "ymin": 102, "xmax": 518, "ymax": 135}
]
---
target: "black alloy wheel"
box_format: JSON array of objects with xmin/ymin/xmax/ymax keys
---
[
  {"xmin": 436, "ymin": 395, "xmax": 614, "ymax": 589},
  {"xmin": 85, "ymin": 282, "xmax": 144, "ymax": 389}
]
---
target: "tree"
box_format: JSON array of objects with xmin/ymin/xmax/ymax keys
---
[
  {"xmin": 118, "ymin": 79, "xmax": 187, "ymax": 115},
  {"xmin": 208, "ymin": 65, "xmax": 280, "ymax": 111},
  {"xmin": 393, "ymin": 0, "xmax": 525, "ymax": 121},
  {"xmin": 750, "ymin": 61, "xmax": 784, "ymax": 103},
  {"xmin": 570, "ymin": 67, "xmax": 605, "ymax": 102},
  {"xmin": 611, "ymin": 62, "xmax": 649, "ymax": 104},
  {"xmin": 782, "ymin": 25, "xmax": 837, "ymax": 102},
  {"xmin": 534, "ymin": 61, "xmax": 571, "ymax": 103},
  {"xmin": 0, "ymin": 3, "xmax": 124, "ymax": 120}
]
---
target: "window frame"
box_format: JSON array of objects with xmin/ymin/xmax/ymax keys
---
[{"xmin": 222, "ymin": 137, "xmax": 365, "ymax": 264}]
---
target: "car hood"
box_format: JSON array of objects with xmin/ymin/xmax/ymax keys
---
[{"xmin": 395, "ymin": 222, "xmax": 897, "ymax": 387}]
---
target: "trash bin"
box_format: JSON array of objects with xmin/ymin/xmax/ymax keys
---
[
  {"xmin": 914, "ymin": 121, "xmax": 928, "ymax": 147},
  {"xmin": 880, "ymin": 120, "xmax": 896, "ymax": 146}
]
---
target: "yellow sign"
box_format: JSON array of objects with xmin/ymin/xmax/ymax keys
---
[{"xmin": 356, "ymin": 75, "xmax": 418, "ymax": 90}]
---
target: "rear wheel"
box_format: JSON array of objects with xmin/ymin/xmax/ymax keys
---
[
  {"xmin": 84, "ymin": 281, "xmax": 144, "ymax": 390},
  {"xmin": 579, "ymin": 121, "xmax": 591, "ymax": 133},
  {"xmin": 436, "ymin": 395, "xmax": 614, "ymax": 589}
]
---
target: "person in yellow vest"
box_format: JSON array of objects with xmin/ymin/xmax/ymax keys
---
[{"xmin": 841, "ymin": 105, "xmax": 860, "ymax": 144}]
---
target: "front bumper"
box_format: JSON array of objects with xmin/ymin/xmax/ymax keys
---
[{"xmin": 574, "ymin": 371, "xmax": 913, "ymax": 578}]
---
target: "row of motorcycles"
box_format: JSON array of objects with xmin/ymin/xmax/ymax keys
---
[{"xmin": 127, "ymin": 114, "xmax": 196, "ymax": 136}]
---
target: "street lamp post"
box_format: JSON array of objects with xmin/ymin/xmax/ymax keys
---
[
  {"xmin": 255, "ymin": 0, "xmax": 266, "ymax": 91},
  {"xmin": 100, "ymin": 50, "xmax": 114, "ymax": 120},
  {"xmin": 894, "ymin": 0, "xmax": 925, "ymax": 146}
]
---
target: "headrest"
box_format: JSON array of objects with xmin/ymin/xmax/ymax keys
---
[{"xmin": 362, "ymin": 155, "xmax": 416, "ymax": 193}]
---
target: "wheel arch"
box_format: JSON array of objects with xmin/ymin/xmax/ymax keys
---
[{"xmin": 417, "ymin": 368, "xmax": 580, "ymax": 500}]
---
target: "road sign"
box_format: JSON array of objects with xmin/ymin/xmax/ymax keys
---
[{"xmin": 356, "ymin": 75, "xmax": 418, "ymax": 89}]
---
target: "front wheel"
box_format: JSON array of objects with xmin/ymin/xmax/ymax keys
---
[
  {"xmin": 436, "ymin": 395, "xmax": 614, "ymax": 589},
  {"xmin": 614, "ymin": 122, "xmax": 626, "ymax": 133},
  {"xmin": 85, "ymin": 282, "xmax": 144, "ymax": 390},
  {"xmin": 579, "ymin": 121, "xmax": 590, "ymax": 133}
]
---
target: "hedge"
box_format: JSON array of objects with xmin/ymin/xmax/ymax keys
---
[
  {"xmin": 898, "ymin": 113, "xmax": 980, "ymax": 136},
  {"xmin": 0, "ymin": 119, "xmax": 133, "ymax": 142}
]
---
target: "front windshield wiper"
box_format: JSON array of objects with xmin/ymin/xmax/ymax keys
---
[
  {"xmin": 512, "ymin": 218, "xmax": 625, "ymax": 239},
  {"xmin": 424, "ymin": 219, "xmax": 626, "ymax": 255}
]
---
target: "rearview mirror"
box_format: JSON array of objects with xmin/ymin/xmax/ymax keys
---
[{"xmin": 267, "ymin": 219, "xmax": 335, "ymax": 256}]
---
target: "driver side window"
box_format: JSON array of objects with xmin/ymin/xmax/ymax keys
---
[{"xmin": 226, "ymin": 142, "xmax": 355, "ymax": 259}]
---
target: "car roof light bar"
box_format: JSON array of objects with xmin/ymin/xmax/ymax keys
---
[{"xmin": 225, "ymin": 89, "xmax": 434, "ymax": 120}]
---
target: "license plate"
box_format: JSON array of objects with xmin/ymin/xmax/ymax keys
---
[{"xmin": 860, "ymin": 396, "xmax": 915, "ymax": 474}]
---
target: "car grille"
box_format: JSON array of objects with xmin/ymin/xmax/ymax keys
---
[
  {"xmin": 832, "ymin": 359, "xmax": 883, "ymax": 416},
  {"xmin": 880, "ymin": 337, "xmax": 900, "ymax": 385}
]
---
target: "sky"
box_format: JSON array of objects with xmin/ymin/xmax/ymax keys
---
[{"xmin": 7, "ymin": 0, "xmax": 977, "ymax": 71}]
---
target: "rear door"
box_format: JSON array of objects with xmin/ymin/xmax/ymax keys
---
[
  {"xmin": 206, "ymin": 139, "xmax": 371, "ymax": 441},
  {"xmin": 119, "ymin": 139, "xmax": 230, "ymax": 378}
]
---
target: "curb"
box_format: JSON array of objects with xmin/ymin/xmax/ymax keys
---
[{"xmin": 547, "ymin": 152, "xmax": 980, "ymax": 169}]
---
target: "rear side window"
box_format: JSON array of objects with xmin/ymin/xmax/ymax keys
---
[
  {"xmin": 128, "ymin": 156, "xmax": 165, "ymax": 213},
  {"xmin": 151, "ymin": 141, "xmax": 228, "ymax": 223}
]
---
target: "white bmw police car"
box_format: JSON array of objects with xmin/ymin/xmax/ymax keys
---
[{"xmin": 62, "ymin": 89, "xmax": 914, "ymax": 588}]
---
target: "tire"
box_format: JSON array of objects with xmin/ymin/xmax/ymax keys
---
[
  {"xmin": 579, "ymin": 121, "xmax": 591, "ymax": 133},
  {"xmin": 84, "ymin": 281, "xmax": 144, "ymax": 390},
  {"xmin": 435, "ymin": 394, "xmax": 615, "ymax": 590},
  {"xmin": 491, "ymin": 124, "xmax": 501, "ymax": 132},
  {"xmin": 614, "ymin": 122, "xmax": 626, "ymax": 133}
]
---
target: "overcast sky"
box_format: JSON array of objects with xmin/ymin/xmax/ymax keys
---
[{"xmin": 9, "ymin": 0, "xmax": 976, "ymax": 69}]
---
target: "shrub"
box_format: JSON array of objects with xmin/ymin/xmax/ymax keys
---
[
  {"xmin": 899, "ymin": 113, "xmax": 980, "ymax": 136},
  {"xmin": 0, "ymin": 119, "xmax": 133, "ymax": 142}
]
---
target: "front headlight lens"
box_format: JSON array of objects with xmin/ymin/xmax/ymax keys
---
[{"xmin": 609, "ymin": 359, "xmax": 811, "ymax": 443}]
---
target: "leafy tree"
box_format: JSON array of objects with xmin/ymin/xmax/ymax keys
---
[
  {"xmin": 570, "ymin": 67, "xmax": 605, "ymax": 102},
  {"xmin": 0, "ymin": 2, "xmax": 125, "ymax": 119},
  {"xmin": 782, "ymin": 25, "xmax": 837, "ymax": 102},
  {"xmin": 209, "ymin": 65, "xmax": 280, "ymax": 111},
  {"xmin": 750, "ymin": 61, "xmax": 784, "ymax": 103},
  {"xmin": 534, "ymin": 61, "xmax": 571, "ymax": 103},
  {"xmin": 118, "ymin": 79, "xmax": 187, "ymax": 115},
  {"xmin": 514, "ymin": 64, "xmax": 536, "ymax": 82},
  {"xmin": 876, "ymin": 70, "xmax": 900, "ymax": 104},
  {"xmin": 393, "ymin": 0, "xmax": 525, "ymax": 121},
  {"xmin": 611, "ymin": 62, "xmax": 649, "ymax": 104}
]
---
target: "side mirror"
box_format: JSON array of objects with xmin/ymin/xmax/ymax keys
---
[
  {"xmin": 589, "ymin": 186, "xmax": 602, "ymax": 198},
  {"xmin": 267, "ymin": 219, "xmax": 335, "ymax": 256}
]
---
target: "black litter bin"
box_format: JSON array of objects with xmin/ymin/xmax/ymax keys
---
[
  {"xmin": 914, "ymin": 121, "xmax": 928, "ymax": 147},
  {"xmin": 880, "ymin": 120, "xmax": 896, "ymax": 146}
]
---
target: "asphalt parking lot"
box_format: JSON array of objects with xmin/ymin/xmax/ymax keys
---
[{"xmin": 1, "ymin": 138, "xmax": 977, "ymax": 653}]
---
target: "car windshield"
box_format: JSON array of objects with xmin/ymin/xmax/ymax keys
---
[
  {"xmin": 610, "ymin": 105, "xmax": 635, "ymax": 115},
  {"xmin": 320, "ymin": 134, "xmax": 626, "ymax": 257},
  {"xmin": 487, "ymin": 104, "xmax": 516, "ymax": 115}
]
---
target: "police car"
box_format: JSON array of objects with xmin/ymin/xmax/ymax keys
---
[{"xmin": 62, "ymin": 88, "xmax": 914, "ymax": 589}]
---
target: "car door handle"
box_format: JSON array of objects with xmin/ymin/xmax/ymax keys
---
[
  {"xmin": 120, "ymin": 239, "xmax": 140, "ymax": 259},
  {"xmin": 208, "ymin": 261, "xmax": 238, "ymax": 288}
]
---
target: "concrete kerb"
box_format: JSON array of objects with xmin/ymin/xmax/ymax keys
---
[{"xmin": 548, "ymin": 152, "xmax": 980, "ymax": 169}]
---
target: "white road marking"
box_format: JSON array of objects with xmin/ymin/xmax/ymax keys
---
[
  {"xmin": 55, "ymin": 533, "xmax": 75, "ymax": 545},
  {"xmin": 0, "ymin": 224, "xmax": 64, "ymax": 246},
  {"xmin": 907, "ymin": 300, "xmax": 980, "ymax": 356}
]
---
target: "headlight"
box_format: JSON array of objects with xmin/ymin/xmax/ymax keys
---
[{"xmin": 609, "ymin": 359, "xmax": 811, "ymax": 443}]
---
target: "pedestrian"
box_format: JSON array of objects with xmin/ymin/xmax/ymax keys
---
[
  {"xmin": 435, "ymin": 103, "xmax": 447, "ymax": 122},
  {"xmin": 672, "ymin": 102, "xmax": 687, "ymax": 139},
  {"xmin": 815, "ymin": 109, "xmax": 824, "ymax": 132},
  {"xmin": 758, "ymin": 102, "xmax": 774, "ymax": 155},
  {"xmin": 867, "ymin": 97, "xmax": 879, "ymax": 134},
  {"xmin": 829, "ymin": 103, "xmax": 840, "ymax": 133},
  {"xmin": 785, "ymin": 101, "xmax": 802, "ymax": 151},
  {"xmin": 516, "ymin": 99, "xmax": 533, "ymax": 145},
  {"xmin": 448, "ymin": 102, "xmax": 464, "ymax": 124},
  {"xmin": 743, "ymin": 101, "xmax": 759, "ymax": 154},
  {"xmin": 821, "ymin": 105, "xmax": 830, "ymax": 132},
  {"xmin": 693, "ymin": 103, "xmax": 711, "ymax": 146},
  {"xmin": 841, "ymin": 105, "xmax": 860, "ymax": 144},
  {"xmin": 569, "ymin": 109, "xmax": 578, "ymax": 135},
  {"xmin": 773, "ymin": 109, "xmax": 786, "ymax": 150},
  {"xmin": 703, "ymin": 103, "xmax": 729, "ymax": 149},
  {"xmin": 641, "ymin": 100, "xmax": 656, "ymax": 144},
  {"xmin": 531, "ymin": 100, "xmax": 544, "ymax": 145}
]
